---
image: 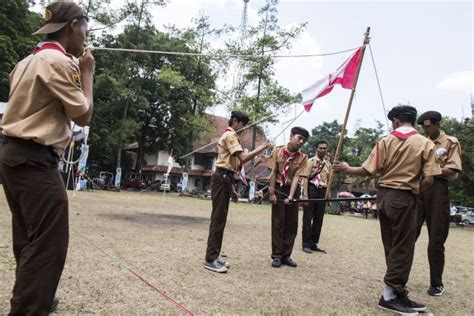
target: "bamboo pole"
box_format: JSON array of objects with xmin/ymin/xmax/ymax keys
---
[{"xmin": 325, "ymin": 27, "xmax": 371, "ymax": 201}]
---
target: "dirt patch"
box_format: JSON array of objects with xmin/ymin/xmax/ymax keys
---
[{"xmin": 1, "ymin": 190, "xmax": 473, "ymax": 315}]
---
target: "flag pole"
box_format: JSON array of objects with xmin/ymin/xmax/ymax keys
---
[{"xmin": 325, "ymin": 27, "xmax": 371, "ymax": 201}]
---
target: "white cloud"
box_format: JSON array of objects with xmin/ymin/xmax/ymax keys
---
[{"xmin": 436, "ymin": 71, "xmax": 473, "ymax": 93}]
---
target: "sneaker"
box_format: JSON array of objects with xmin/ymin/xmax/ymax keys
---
[
  {"xmin": 302, "ymin": 246, "xmax": 313, "ymax": 253},
  {"xmin": 427, "ymin": 285, "xmax": 445, "ymax": 296},
  {"xmin": 377, "ymin": 296, "xmax": 418, "ymax": 315},
  {"xmin": 50, "ymin": 297, "xmax": 59, "ymax": 312},
  {"xmin": 398, "ymin": 295, "xmax": 427, "ymax": 312},
  {"xmin": 271, "ymin": 258, "xmax": 281, "ymax": 268},
  {"xmin": 203, "ymin": 260, "xmax": 228, "ymax": 273},
  {"xmin": 216, "ymin": 258, "xmax": 231, "ymax": 269},
  {"xmin": 310, "ymin": 244, "xmax": 327, "ymax": 253},
  {"xmin": 281, "ymin": 257, "xmax": 297, "ymax": 267}
]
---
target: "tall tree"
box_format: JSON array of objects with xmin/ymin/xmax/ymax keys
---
[
  {"xmin": 224, "ymin": 0, "xmax": 306, "ymax": 152},
  {"xmin": 0, "ymin": 0, "xmax": 42, "ymax": 101}
]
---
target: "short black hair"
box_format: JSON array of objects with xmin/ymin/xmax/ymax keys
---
[
  {"xmin": 387, "ymin": 105, "xmax": 417, "ymax": 125},
  {"xmin": 228, "ymin": 111, "xmax": 250, "ymax": 126},
  {"xmin": 290, "ymin": 126, "xmax": 309, "ymax": 139},
  {"xmin": 315, "ymin": 140, "xmax": 328, "ymax": 148},
  {"xmin": 417, "ymin": 111, "xmax": 442, "ymax": 126}
]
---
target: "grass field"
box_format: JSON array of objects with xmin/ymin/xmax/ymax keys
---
[{"xmin": 1, "ymin": 189, "xmax": 472, "ymax": 315}]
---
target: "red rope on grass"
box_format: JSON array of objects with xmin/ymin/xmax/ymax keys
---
[{"xmin": 128, "ymin": 268, "xmax": 195, "ymax": 316}]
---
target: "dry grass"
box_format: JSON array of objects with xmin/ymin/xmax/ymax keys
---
[{"xmin": 1, "ymin": 189, "xmax": 473, "ymax": 315}]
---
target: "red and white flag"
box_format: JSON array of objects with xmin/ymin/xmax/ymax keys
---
[{"xmin": 302, "ymin": 47, "xmax": 364, "ymax": 112}]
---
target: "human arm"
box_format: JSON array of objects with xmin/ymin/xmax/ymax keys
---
[
  {"xmin": 73, "ymin": 48, "xmax": 95, "ymax": 126},
  {"xmin": 235, "ymin": 139, "xmax": 272, "ymax": 163},
  {"xmin": 332, "ymin": 162, "xmax": 371, "ymax": 176}
]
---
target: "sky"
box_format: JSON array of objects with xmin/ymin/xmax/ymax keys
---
[
  {"xmin": 142, "ymin": 0, "xmax": 472, "ymax": 145},
  {"xmin": 33, "ymin": 0, "xmax": 470, "ymax": 145}
]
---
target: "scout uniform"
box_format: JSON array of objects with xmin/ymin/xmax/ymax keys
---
[
  {"xmin": 0, "ymin": 11, "xmax": 90, "ymax": 315},
  {"xmin": 362, "ymin": 126, "xmax": 441, "ymax": 295},
  {"xmin": 270, "ymin": 145, "xmax": 308, "ymax": 260},
  {"xmin": 416, "ymin": 130, "xmax": 462, "ymax": 289},
  {"xmin": 205, "ymin": 127, "xmax": 243, "ymax": 262},
  {"xmin": 302, "ymin": 154, "xmax": 330, "ymax": 249}
]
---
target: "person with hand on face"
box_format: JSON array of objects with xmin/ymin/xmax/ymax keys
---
[
  {"xmin": 415, "ymin": 111, "xmax": 462, "ymax": 296},
  {"xmin": 332, "ymin": 105, "xmax": 441, "ymax": 316},
  {"xmin": 269, "ymin": 127, "xmax": 309, "ymax": 268},
  {"xmin": 0, "ymin": 1, "xmax": 94, "ymax": 314},
  {"xmin": 204, "ymin": 111, "xmax": 272, "ymax": 273}
]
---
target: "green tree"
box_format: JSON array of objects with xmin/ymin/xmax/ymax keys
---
[
  {"xmin": 0, "ymin": 0, "xmax": 42, "ymax": 101},
  {"xmin": 224, "ymin": 0, "xmax": 306, "ymax": 152}
]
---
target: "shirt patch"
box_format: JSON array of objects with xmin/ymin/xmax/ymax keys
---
[{"xmin": 70, "ymin": 71, "xmax": 81, "ymax": 88}]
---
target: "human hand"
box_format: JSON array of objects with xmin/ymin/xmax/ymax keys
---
[
  {"xmin": 230, "ymin": 190, "xmax": 238, "ymax": 203},
  {"xmin": 332, "ymin": 161, "xmax": 349, "ymax": 173},
  {"xmin": 270, "ymin": 193, "xmax": 277, "ymax": 204},
  {"xmin": 284, "ymin": 197, "xmax": 294, "ymax": 205},
  {"xmin": 300, "ymin": 195, "xmax": 308, "ymax": 207},
  {"xmin": 79, "ymin": 48, "xmax": 95, "ymax": 74}
]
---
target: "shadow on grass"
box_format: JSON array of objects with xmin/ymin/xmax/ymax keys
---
[{"xmin": 98, "ymin": 212, "xmax": 209, "ymax": 227}]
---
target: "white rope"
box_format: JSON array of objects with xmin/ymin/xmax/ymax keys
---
[
  {"xmin": 89, "ymin": 46, "xmax": 362, "ymax": 59},
  {"xmin": 368, "ymin": 43, "xmax": 390, "ymax": 133}
]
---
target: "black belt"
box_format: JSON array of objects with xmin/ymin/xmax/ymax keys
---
[
  {"xmin": 434, "ymin": 177, "xmax": 448, "ymax": 184},
  {"xmin": 2, "ymin": 136, "xmax": 60, "ymax": 157},
  {"xmin": 215, "ymin": 167, "xmax": 235, "ymax": 176}
]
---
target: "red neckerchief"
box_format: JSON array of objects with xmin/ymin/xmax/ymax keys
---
[
  {"xmin": 32, "ymin": 41, "xmax": 65, "ymax": 55},
  {"xmin": 280, "ymin": 147, "xmax": 299, "ymax": 186},
  {"xmin": 310, "ymin": 158, "xmax": 325, "ymax": 186},
  {"xmin": 390, "ymin": 127, "xmax": 418, "ymax": 140}
]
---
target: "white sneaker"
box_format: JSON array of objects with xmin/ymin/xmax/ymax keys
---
[
  {"xmin": 216, "ymin": 258, "xmax": 231, "ymax": 268},
  {"xmin": 203, "ymin": 260, "xmax": 228, "ymax": 273}
]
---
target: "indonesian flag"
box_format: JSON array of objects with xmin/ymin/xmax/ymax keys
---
[
  {"xmin": 239, "ymin": 164, "xmax": 248, "ymax": 186},
  {"xmin": 302, "ymin": 47, "xmax": 364, "ymax": 112},
  {"xmin": 166, "ymin": 150, "xmax": 174, "ymax": 175}
]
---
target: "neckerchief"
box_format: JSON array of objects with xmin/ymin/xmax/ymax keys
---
[
  {"xmin": 280, "ymin": 147, "xmax": 299, "ymax": 186},
  {"xmin": 310, "ymin": 159, "xmax": 326, "ymax": 187},
  {"xmin": 390, "ymin": 126, "xmax": 418, "ymax": 140},
  {"xmin": 33, "ymin": 41, "xmax": 65, "ymax": 55}
]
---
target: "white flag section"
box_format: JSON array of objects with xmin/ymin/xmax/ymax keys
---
[
  {"xmin": 166, "ymin": 153, "xmax": 174, "ymax": 175},
  {"xmin": 77, "ymin": 144, "xmax": 89, "ymax": 175},
  {"xmin": 302, "ymin": 47, "xmax": 363, "ymax": 112},
  {"xmin": 239, "ymin": 165, "xmax": 248, "ymax": 186}
]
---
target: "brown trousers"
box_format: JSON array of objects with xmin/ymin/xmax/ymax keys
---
[
  {"xmin": 205, "ymin": 168, "xmax": 233, "ymax": 261},
  {"xmin": 271, "ymin": 185, "xmax": 299, "ymax": 259},
  {"xmin": 302, "ymin": 185, "xmax": 326, "ymax": 247},
  {"xmin": 0, "ymin": 137, "xmax": 69, "ymax": 316},
  {"xmin": 416, "ymin": 178, "xmax": 450, "ymax": 287},
  {"xmin": 377, "ymin": 187, "xmax": 416, "ymax": 295}
]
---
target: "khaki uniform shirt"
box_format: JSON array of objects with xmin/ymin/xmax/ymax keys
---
[
  {"xmin": 3, "ymin": 41, "xmax": 89, "ymax": 150},
  {"xmin": 306, "ymin": 155, "xmax": 331, "ymax": 187},
  {"xmin": 215, "ymin": 127, "xmax": 243, "ymax": 173},
  {"xmin": 362, "ymin": 127, "xmax": 441, "ymax": 194},
  {"xmin": 271, "ymin": 145, "xmax": 308, "ymax": 186},
  {"xmin": 431, "ymin": 130, "xmax": 462, "ymax": 181}
]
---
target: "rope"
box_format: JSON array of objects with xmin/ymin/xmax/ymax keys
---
[
  {"xmin": 89, "ymin": 46, "xmax": 362, "ymax": 59},
  {"xmin": 71, "ymin": 226, "xmax": 194, "ymax": 315},
  {"xmin": 368, "ymin": 43, "xmax": 390, "ymax": 133}
]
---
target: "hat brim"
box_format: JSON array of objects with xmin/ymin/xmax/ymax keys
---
[{"xmin": 32, "ymin": 22, "xmax": 68, "ymax": 35}]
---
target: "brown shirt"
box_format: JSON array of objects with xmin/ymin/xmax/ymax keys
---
[
  {"xmin": 362, "ymin": 127, "xmax": 441, "ymax": 194},
  {"xmin": 271, "ymin": 145, "xmax": 308, "ymax": 186},
  {"xmin": 431, "ymin": 130, "xmax": 462, "ymax": 180},
  {"xmin": 306, "ymin": 155, "xmax": 331, "ymax": 187},
  {"xmin": 215, "ymin": 127, "xmax": 243, "ymax": 173},
  {"xmin": 3, "ymin": 41, "xmax": 89, "ymax": 150}
]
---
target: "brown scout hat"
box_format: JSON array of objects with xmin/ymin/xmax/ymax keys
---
[{"xmin": 33, "ymin": 1, "xmax": 88, "ymax": 35}]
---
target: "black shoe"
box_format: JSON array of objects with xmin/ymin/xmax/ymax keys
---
[
  {"xmin": 397, "ymin": 294, "xmax": 427, "ymax": 312},
  {"xmin": 302, "ymin": 246, "xmax": 313, "ymax": 253},
  {"xmin": 427, "ymin": 285, "xmax": 445, "ymax": 296},
  {"xmin": 310, "ymin": 244, "xmax": 326, "ymax": 253},
  {"xmin": 271, "ymin": 258, "xmax": 281, "ymax": 268},
  {"xmin": 377, "ymin": 296, "xmax": 418, "ymax": 315},
  {"xmin": 50, "ymin": 297, "xmax": 59, "ymax": 312},
  {"xmin": 281, "ymin": 257, "xmax": 297, "ymax": 267}
]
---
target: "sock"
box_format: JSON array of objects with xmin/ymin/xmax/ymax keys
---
[{"xmin": 383, "ymin": 285, "xmax": 396, "ymax": 300}]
